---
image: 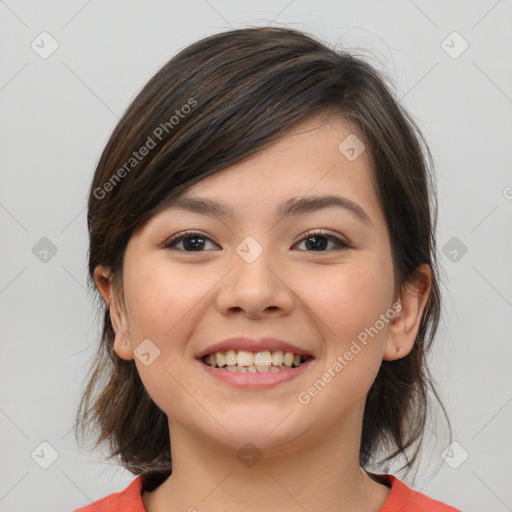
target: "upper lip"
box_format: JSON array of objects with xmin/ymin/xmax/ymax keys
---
[{"xmin": 196, "ymin": 336, "xmax": 313, "ymax": 359}]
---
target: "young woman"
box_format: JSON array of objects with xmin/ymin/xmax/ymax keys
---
[{"xmin": 73, "ymin": 26, "xmax": 460, "ymax": 512}]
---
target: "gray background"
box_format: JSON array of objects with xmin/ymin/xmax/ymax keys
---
[{"xmin": 1, "ymin": 1, "xmax": 511, "ymax": 511}]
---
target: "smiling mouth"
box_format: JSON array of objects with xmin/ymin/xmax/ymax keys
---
[{"xmin": 201, "ymin": 349, "xmax": 312, "ymax": 373}]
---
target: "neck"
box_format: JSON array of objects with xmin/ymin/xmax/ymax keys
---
[{"xmin": 143, "ymin": 408, "xmax": 390, "ymax": 512}]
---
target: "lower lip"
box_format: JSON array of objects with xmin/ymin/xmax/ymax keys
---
[{"xmin": 198, "ymin": 358, "xmax": 314, "ymax": 389}]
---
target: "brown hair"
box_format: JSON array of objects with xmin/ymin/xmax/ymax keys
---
[{"xmin": 76, "ymin": 26, "xmax": 449, "ymax": 476}]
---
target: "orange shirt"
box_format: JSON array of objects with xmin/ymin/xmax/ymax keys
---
[{"xmin": 73, "ymin": 469, "xmax": 461, "ymax": 511}]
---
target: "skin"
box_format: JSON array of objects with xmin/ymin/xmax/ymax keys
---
[{"xmin": 95, "ymin": 113, "xmax": 431, "ymax": 512}]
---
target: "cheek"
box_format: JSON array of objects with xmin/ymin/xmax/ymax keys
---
[
  {"xmin": 297, "ymin": 256, "xmax": 394, "ymax": 339},
  {"xmin": 123, "ymin": 259, "xmax": 209, "ymax": 341},
  {"xmin": 122, "ymin": 260, "xmax": 217, "ymax": 412},
  {"xmin": 339, "ymin": 265, "xmax": 394, "ymax": 371},
  {"xmin": 300, "ymin": 254, "xmax": 395, "ymax": 394},
  {"xmin": 296, "ymin": 264, "xmax": 394, "ymax": 417}
]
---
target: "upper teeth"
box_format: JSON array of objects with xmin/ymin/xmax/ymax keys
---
[{"xmin": 204, "ymin": 350, "xmax": 304, "ymax": 368}]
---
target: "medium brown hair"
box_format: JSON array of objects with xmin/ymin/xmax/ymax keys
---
[{"xmin": 76, "ymin": 26, "xmax": 448, "ymax": 476}]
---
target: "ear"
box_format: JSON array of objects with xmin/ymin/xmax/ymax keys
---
[
  {"xmin": 93, "ymin": 265, "xmax": 134, "ymax": 361},
  {"xmin": 383, "ymin": 264, "xmax": 432, "ymax": 361}
]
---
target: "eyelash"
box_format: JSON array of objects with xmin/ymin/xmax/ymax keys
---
[{"xmin": 163, "ymin": 229, "xmax": 352, "ymax": 252}]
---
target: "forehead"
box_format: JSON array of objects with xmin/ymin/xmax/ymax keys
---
[{"xmin": 154, "ymin": 114, "xmax": 381, "ymax": 226}]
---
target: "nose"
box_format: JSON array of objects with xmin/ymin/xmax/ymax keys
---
[{"xmin": 215, "ymin": 241, "xmax": 295, "ymax": 319}]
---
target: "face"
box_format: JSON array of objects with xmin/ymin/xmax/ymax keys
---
[{"xmin": 97, "ymin": 113, "xmax": 422, "ymax": 457}]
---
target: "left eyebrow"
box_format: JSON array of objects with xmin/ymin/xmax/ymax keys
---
[
  {"xmin": 277, "ymin": 195, "xmax": 372, "ymax": 226},
  {"xmin": 161, "ymin": 194, "xmax": 372, "ymax": 226}
]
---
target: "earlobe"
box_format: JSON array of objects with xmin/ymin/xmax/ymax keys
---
[
  {"xmin": 93, "ymin": 265, "xmax": 134, "ymax": 361},
  {"xmin": 113, "ymin": 333, "xmax": 134, "ymax": 361},
  {"xmin": 383, "ymin": 264, "xmax": 432, "ymax": 361}
]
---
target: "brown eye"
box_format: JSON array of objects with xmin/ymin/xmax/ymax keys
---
[
  {"xmin": 295, "ymin": 230, "xmax": 352, "ymax": 252},
  {"xmin": 164, "ymin": 231, "xmax": 218, "ymax": 252}
]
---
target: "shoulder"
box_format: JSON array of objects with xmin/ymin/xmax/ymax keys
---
[
  {"xmin": 72, "ymin": 475, "xmax": 142, "ymax": 512},
  {"xmin": 72, "ymin": 469, "xmax": 172, "ymax": 512},
  {"xmin": 379, "ymin": 474, "xmax": 462, "ymax": 512}
]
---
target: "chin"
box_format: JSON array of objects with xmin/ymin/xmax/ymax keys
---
[{"xmin": 216, "ymin": 413, "xmax": 310, "ymax": 451}]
